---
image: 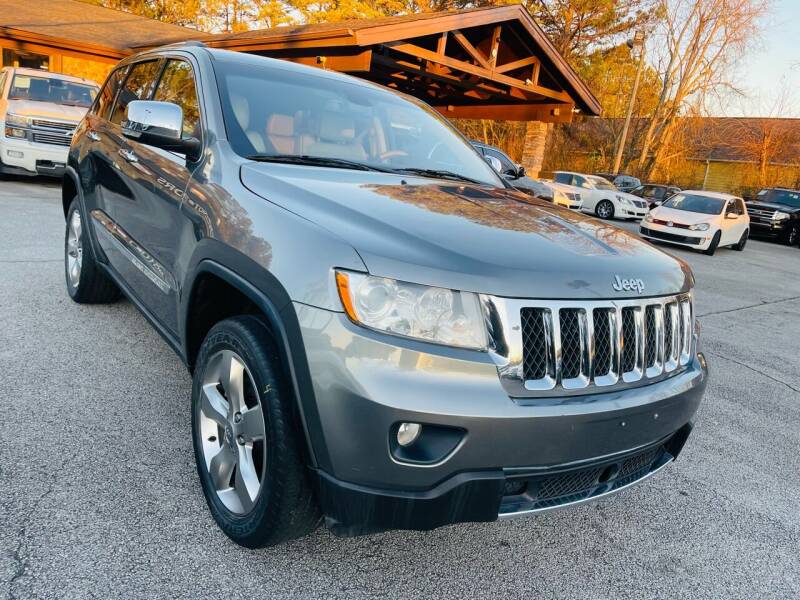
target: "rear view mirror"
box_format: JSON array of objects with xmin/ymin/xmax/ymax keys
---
[
  {"xmin": 485, "ymin": 155, "xmax": 503, "ymax": 173},
  {"xmin": 122, "ymin": 100, "xmax": 201, "ymax": 161}
]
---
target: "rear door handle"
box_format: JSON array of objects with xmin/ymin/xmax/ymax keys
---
[
  {"xmin": 118, "ymin": 148, "xmax": 138, "ymax": 163},
  {"xmin": 86, "ymin": 130, "xmax": 101, "ymax": 142}
]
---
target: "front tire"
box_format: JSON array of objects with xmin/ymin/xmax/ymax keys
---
[
  {"xmin": 192, "ymin": 315, "xmax": 320, "ymax": 547},
  {"xmin": 595, "ymin": 200, "xmax": 615, "ymax": 220},
  {"xmin": 785, "ymin": 225, "xmax": 798, "ymax": 246},
  {"xmin": 64, "ymin": 199, "xmax": 120, "ymax": 303},
  {"xmin": 703, "ymin": 230, "xmax": 721, "ymax": 255}
]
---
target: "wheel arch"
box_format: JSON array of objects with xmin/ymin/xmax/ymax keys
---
[
  {"xmin": 181, "ymin": 243, "xmax": 329, "ymax": 471},
  {"xmin": 62, "ymin": 167, "xmax": 81, "ymax": 219}
]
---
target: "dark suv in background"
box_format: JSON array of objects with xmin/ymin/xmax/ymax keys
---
[
  {"xmin": 62, "ymin": 43, "xmax": 707, "ymax": 548},
  {"xmin": 745, "ymin": 188, "xmax": 800, "ymax": 245}
]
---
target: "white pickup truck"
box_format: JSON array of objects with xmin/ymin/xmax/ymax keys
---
[
  {"xmin": 554, "ymin": 170, "xmax": 649, "ymax": 220},
  {"xmin": 0, "ymin": 67, "xmax": 99, "ymax": 177}
]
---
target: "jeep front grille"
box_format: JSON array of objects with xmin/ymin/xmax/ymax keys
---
[{"xmin": 488, "ymin": 293, "xmax": 693, "ymax": 396}]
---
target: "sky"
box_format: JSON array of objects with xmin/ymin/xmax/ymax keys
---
[{"xmin": 714, "ymin": 0, "xmax": 800, "ymax": 117}]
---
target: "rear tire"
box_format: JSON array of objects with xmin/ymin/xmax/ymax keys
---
[
  {"xmin": 734, "ymin": 230, "xmax": 748, "ymax": 251},
  {"xmin": 595, "ymin": 200, "xmax": 615, "ymax": 220},
  {"xmin": 703, "ymin": 230, "xmax": 721, "ymax": 256},
  {"xmin": 192, "ymin": 315, "xmax": 321, "ymax": 547},
  {"xmin": 64, "ymin": 198, "xmax": 120, "ymax": 303}
]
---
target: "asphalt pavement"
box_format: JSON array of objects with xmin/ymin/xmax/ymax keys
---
[{"xmin": 1, "ymin": 179, "xmax": 798, "ymax": 599}]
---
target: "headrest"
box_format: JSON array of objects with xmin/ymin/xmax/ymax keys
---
[
  {"xmin": 267, "ymin": 114, "xmax": 294, "ymax": 137},
  {"xmin": 318, "ymin": 112, "xmax": 355, "ymax": 144},
  {"xmin": 230, "ymin": 95, "xmax": 249, "ymax": 129}
]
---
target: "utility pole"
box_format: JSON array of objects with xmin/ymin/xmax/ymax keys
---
[{"xmin": 612, "ymin": 31, "xmax": 646, "ymax": 176}]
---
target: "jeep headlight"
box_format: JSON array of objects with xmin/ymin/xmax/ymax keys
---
[
  {"xmin": 689, "ymin": 223, "xmax": 710, "ymax": 231},
  {"xmin": 335, "ymin": 271, "xmax": 487, "ymax": 350},
  {"xmin": 616, "ymin": 194, "xmax": 633, "ymax": 205},
  {"xmin": 5, "ymin": 113, "xmax": 29, "ymax": 128},
  {"xmin": 774, "ymin": 211, "xmax": 791, "ymax": 220}
]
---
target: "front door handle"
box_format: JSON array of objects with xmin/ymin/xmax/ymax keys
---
[
  {"xmin": 118, "ymin": 148, "xmax": 138, "ymax": 163},
  {"xmin": 86, "ymin": 130, "xmax": 101, "ymax": 142}
]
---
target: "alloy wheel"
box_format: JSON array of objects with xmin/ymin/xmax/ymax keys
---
[
  {"xmin": 66, "ymin": 210, "xmax": 83, "ymax": 288},
  {"xmin": 597, "ymin": 201, "xmax": 613, "ymax": 219},
  {"xmin": 198, "ymin": 349, "xmax": 267, "ymax": 515}
]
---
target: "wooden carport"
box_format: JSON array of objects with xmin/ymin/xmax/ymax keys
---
[
  {"xmin": 203, "ymin": 6, "xmax": 600, "ymax": 175},
  {"xmin": 204, "ymin": 6, "xmax": 600, "ymax": 125}
]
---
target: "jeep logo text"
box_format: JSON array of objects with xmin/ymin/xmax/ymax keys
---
[{"xmin": 612, "ymin": 275, "xmax": 645, "ymax": 294}]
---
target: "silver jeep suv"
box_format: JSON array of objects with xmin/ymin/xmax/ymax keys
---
[{"xmin": 63, "ymin": 44, "xmax": 707, "ymax": 547}]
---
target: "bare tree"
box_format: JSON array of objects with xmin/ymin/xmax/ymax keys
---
[{"xmin": 636, "ymin": 0, "xmax": 770, "ymax": 179}]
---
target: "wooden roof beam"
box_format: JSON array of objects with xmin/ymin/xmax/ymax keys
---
[
  {"xmin": 435, "ymin": 102, "xmax": 574, "ymax": 122},
  {"xmin": 451, "ymin": 29, "xmax": 491, "ymax": 69},
  {"xmin": 386, "ymin": 41, "xmax": 572, "ymax": 104}
]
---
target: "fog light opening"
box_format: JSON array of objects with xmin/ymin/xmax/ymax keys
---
[{"xmin": 397, "ymin": 422, "xmax": 422, "ymax": 447}]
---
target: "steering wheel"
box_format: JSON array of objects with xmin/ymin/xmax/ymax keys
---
[
  {"xmin": 427, "ymin": 141, "xmax": 444, "ymax": 160},
  {"xmin": 379, "ymin": 150, "xmax": 409, "ymax": 162}
]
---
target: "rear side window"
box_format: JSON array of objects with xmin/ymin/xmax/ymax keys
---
[
  {"xmin": 94, "ymin": 67, "xmax": 126, "ymax": 120},
  {"xmin": 153, "ymin": 59, "xmax": 201, "ymax": 139},
  {"xmin": 110, "ymin": 60, "xmax": 162, "ymax": 125},
  {"xmin": 554, "ymin": 172, "xmax": 570, "ymax": 184}
]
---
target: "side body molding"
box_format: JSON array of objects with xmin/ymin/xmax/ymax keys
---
[{"xmin": 181, "ymin": 241, "xmax": 331, "ymax": 471}]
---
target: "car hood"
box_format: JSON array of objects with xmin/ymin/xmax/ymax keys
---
[
  {"xmin": 241, "ymin": 163, "xmax": 692, "ymax": 299},
  {"xmin": 745, "ymin": 200, "xmax": 800, "ymax": 213},
  {"xmin": 5, "ymin": 100, "xmax": 87, "ymax": 123},
  {"xmin": 651, "ymin": 206, "xmax": 719, "ymax": 225}
]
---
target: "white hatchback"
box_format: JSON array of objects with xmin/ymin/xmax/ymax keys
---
[{"xmin": 640, "ymin": 190, "xmax": 750, "ymax": 255}]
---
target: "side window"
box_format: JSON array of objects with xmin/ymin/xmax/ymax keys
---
[
  {"xmin": 110, "ymin": 60, "xmax": 162, "ymax": 126},
  {"xmin": 554, "ymin": 172, "xmax": 569, "ymax": 184},
  {"xmin": 94, "ymin": 67, "xmax": 127, "ymax": 120},
  {"xmin": 573, "ymin": 175, "xmax": 589, "ymax": 188},
  {"xmin": 736, "ymin": 199, "xmax": 746, "ymax": 215},
  {"xmin": 484, "ymin": 148, "xmax": 515, "ymax": 174},
  {"xmin": 153, "ymin": 59, "xmax": 201, "ymax": 139}
]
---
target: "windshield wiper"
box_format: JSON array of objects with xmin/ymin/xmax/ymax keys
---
[
  {"xmin": 245, "ymin": 154, "xmax": 393, "ymax": 173},
  {"xmin": 390, "ymin": 167, "xmax": 485, "ymax": 186}
]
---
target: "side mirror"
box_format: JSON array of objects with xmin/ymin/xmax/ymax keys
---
[
  {"xmin": 515, "ymin": 164, "xmax": 526, "ymax": 178},
  {"xmin": 725, "ymin": 211, "xmax": 739, "ymax": 219},
  {"xmin": 122, "ymin": 100, "xmax": 201, "ymax": 161},
  {"xmin": 485, "ymin": 155, "xmax": 503, "ymax": 173}
]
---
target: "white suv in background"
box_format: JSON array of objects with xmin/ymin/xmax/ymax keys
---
[
  {"xmin": 554, "ymin": 171, "xmax": 649, "ymax": 220},
  {"xmin": 0, "ymin": 67, "xmax": 99, "ymax": 177}
]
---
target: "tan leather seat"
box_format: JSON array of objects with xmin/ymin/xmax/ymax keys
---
[
  {"xmin": 231, "ymin": 95, "xmax": 266, "ymax": 154},
  {"xmin": 298, "ymin": 112, "xmax": 366, "ymax": 160},
  {"xmin": 266, "ymin": 114, "xmax": 296, "ymax": 155}
]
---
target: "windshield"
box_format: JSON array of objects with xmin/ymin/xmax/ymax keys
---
[
  {"xmin": 588, "ymin": 175, "xmax": 617, "ymax": 191},
  {"xmin": 756, "ymin": 188, "xmax": 800, "ymax": 208},
  {"xmin": 663, "ymin": 193, "xmax": 726, "ymax": 215},
  {"xmin": 214, "ymin": 56, "xmax": 503, "ymax": 186},
  {"xmin": 9, "ymin": 74, "xmax": 98, "ymax": 107}
]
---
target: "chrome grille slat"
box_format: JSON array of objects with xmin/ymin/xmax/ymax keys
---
[{"xmin": 489, "ymin": 293, "xmax": 694, "ymax": 396}]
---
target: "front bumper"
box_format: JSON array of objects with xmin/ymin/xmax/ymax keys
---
[
  {"xmin": 640, "ymin": 224, "xmax": 713, "ymax": 250},
  {"xmin": 621, "ymin": 205, "xmax": 648, "ymax": 219},
  {"xmin": 296, "ymin": 303, "xmax": 707, "ymax": 535},
  {"xmin": 748, "ymin": 221, "xmax": 788, "ymax": 238},
  {"xmin": 0, "ymin": 136, "xmax": 68, "ymax": 176}
]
